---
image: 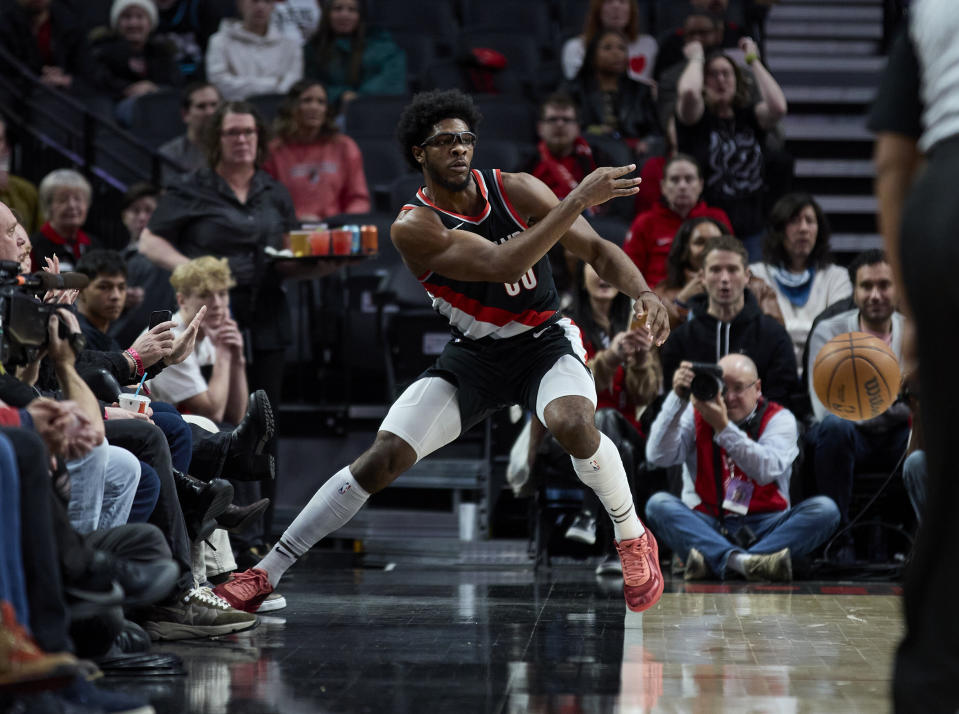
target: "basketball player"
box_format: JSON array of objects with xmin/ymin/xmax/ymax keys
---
[
  {"xmin": 870, "ymin": 5, "xmax": 959, "ymax": 710},
  {"xmin": 215, "ymin": 89, "xmax": 671, "ymax": 614}
]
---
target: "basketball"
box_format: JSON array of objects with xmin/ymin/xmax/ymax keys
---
[{"xmin": 812, "ymin": 331, "xmax": 901, "ymax": 421}]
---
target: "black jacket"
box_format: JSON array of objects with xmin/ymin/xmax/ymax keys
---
[
  {"xmin": 659, "ymin": 289, "xmax": 800, "ymax": 406},
  {"xmin": 89, "ymin": 33, "xmax": 182, "ymax": 99},
  {"xmin": 564, "ymin": 74, "xmax": 660, "ymax": 141},
  {"xmin": 0, "ymin": 1, "xmax": 94, "ymax": 88}
]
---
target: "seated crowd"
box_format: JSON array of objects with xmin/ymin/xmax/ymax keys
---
[{"xmin": 0, "ymin": 0, "xmax": 915, "ymax": 709}]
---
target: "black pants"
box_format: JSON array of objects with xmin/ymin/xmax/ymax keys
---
[
  {"xmin": 895, "ymin": 137, "xmax": 959, "ymax": 712},
  {"xmin": 104, "ymin": 420, "xmax": 192, "ymax": 592},
  {"xmin": 2, "ymin": 427, "xmax": 75, "ymax": 653}
]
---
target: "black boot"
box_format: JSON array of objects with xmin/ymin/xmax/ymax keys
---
[
  {"xmin": 172, "ymin": 470, "xmax": 233, "ymax": 542},
  {"xmin": 215, "ymin": 498, "xmax": 270, "ymax": 534},
  {"xmin": 220, "ymin": 390, "xmax": 277, "ymax": 481}
]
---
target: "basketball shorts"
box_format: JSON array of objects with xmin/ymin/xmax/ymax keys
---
[{"xmin": 379, "ymin": 317, "xmax": 596, "ymax": 461}]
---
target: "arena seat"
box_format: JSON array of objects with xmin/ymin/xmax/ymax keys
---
[
  {"xmin": 128, "ymin": 89, "xmax": 183, "ymax": 146},
  {"xmin": 343, "ymin": 95, "xmax": 411, "ymax": 138}
]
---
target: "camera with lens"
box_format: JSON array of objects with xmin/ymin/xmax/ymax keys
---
[
  {"xmin": 0, "ymin": 260, "xmax": 82, "ymax": 367},
  {"xmin": 688, "ymin": 362, "xmax": 725, "ymax": 401}
]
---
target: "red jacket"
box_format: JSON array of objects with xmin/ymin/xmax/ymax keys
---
[
  {"xmin": 623, "ymin": 200, "xmax": 731, "ymax": 287},
  {"xmin": 693, "ymin": 399, "xmax": 789, "ymax": 516}
]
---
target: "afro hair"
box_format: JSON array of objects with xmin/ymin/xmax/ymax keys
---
[{"xmin": 396, "ymin": 89, "xmax": 483, "ymax": 172}]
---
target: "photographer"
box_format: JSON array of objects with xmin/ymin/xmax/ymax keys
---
[{"xmin": 644, "ymin": 353, "xmax": 838, "ymax": 581}]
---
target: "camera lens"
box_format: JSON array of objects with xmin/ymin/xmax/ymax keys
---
[{"xmin": 690, "ymin": 374, "xmax": 720, "ymax": 401}]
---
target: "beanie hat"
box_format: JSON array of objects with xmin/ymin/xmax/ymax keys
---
[{"xmin": 110, "ymin": 0, "xmax": 159, "ymax": 31}]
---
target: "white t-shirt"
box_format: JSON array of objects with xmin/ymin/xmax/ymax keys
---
[
  {"xmin": 145, "ymin": 311, "xmax": 217, "ymax": 406},
  {"xmin": 910, "ymin": 0, "xmax": 959, "ymax": 152},
  {"xmin": 561, "ymin": 34, "xmax": 658, "ymax": 84}
]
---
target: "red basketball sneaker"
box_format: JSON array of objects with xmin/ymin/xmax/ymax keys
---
[
  {"xmin": 213, "ymin": 568, "xmax": 273, "ymax": 614},
  {"xmin": 616, "ymin": 531, "xmax": 664, "ymax": 612}
]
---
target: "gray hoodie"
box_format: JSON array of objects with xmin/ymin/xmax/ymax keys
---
[{"xmin": 205, "ymin": 18, "xmax": 303, "ymax": 101}]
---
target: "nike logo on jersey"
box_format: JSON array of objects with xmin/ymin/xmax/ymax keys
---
[
  {"xmin": 532, "ymin": 326, "xmax": 550, "ymax": 338},
  {"xmin": 451, "ymin": 221, "xmax": 465, "ymax": 230}
]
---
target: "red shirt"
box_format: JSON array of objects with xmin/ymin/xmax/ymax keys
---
[{"xmin": 623, "ymin": 200, "xmax": 732, "ymax": 287}]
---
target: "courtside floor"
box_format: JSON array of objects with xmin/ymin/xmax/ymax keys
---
[{"xmin": 125, "ymin": 553, "xmax": 902, "ymax": 714}]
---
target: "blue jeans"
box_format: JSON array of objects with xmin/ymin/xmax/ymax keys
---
[
  {"xmin": 150, "ymin": 401, "xmax": 193, "ymax": 474},
  {"xmin": 645, "ymin": 491, "xmax": 840, "ymax": 578},
  {"xmin": 807, "ymin": 414, "xmax": 910, "ymax": 523},
  {"xmin": 0, "ymin": 433, "xmax": 29, "ymax": 626},
  {"xmin": 902, "ymin": 450, "xmax": 926, "ymax": 523},
  {"xmin": 67, "ymin": 441, "xmax": 141, "ymax": 534}
]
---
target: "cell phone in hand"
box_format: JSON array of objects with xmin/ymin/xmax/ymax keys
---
[{"xmin": 149, "ymin": 309, "xmax": 173, "ymax": 329}]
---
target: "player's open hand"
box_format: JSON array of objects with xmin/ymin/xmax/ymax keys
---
[{"xmin": 570, "ymin": 165, "xmax": 641, "ymax": 208}]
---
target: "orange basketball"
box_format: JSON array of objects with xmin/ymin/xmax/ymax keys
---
[{"xmin": 812, "ymin": 331, "xmax": 901, "ymax": 421}]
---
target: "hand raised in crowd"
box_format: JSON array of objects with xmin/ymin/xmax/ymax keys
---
[
  {"xmin": 129, "ymin": 321, "xmax": 177, "ymax": 368},
  {"xmin": 633, "ymin": 291, "xmax": 670, "ymax": 347},
  {"xmin": 41, "ymin": 255, "xmax": 79, "ymax": 306},
  {"xmin": 738, "ymin": 36, "xmax": 760, "ymax": 60},
  {"xmin": 609, "ymin": 326, "xmax": 653, "ymax": 367},
  {"xmin": 46, "ymin": 308, "xmax": 82, "ymax": 365},
  {"xmin": 677, "ymin": 273, "xmax": 705, "ymax": 305},
  {"xmin": 165, "ymin": 305, "xmax": 206, "ymax": 366},
  {"xmin": 684, "ymin": 40, "xmax": 705, "ymax": 61},
  {"xmin": 569, "ymin": 165, "xmax": 641, "ymax": 208},
  {"xmin": 672, "ymin": 360, "xmax": 695, "ymax": 399},
  {"xmin": 209, "ymin": 317, "xmax": 244, "ymax": 359},
  {"xmin": 692, "ymin": 388, "xmax": 729, "ymax": 432}
]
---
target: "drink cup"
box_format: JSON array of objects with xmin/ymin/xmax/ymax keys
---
[
  {"xmin": 119, "ymin": 393, "xmax": 151, "ymax": 415},
  {"xmin": 331, "ymin": 229, "xmax": 353, "ymax": 255},
  {"xmin": 309, "ymin": 230, "xmax": 331, "ymax": 256},
  {"xmin": 290, "ymin": 231, "xmax": 311, "ymax": 257}
]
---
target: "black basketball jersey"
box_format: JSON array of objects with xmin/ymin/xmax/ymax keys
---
[{"xmin": 402, "ymin": 169, "xmax": 560, "ymax": 343}]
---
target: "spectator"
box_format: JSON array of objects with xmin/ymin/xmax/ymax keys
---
[
  {"xmin": 0, "ymin": 118, "xmax": 42, "ymax": 234},
  {"xmin": 623, "ymin": 153, "xmax": 731, "ymax": 288},
  {"xmin": 658, "ymin": 234, "xmax": 799, "ymax": 407},
  {"xmin": 270, "ymin": 0, "xmax": 321, "ymax": 46},
  {"xmin": 804, "ymin": 249, "xmax": 910, "ymax": 555},
  {"xmin": 303, "ymin": 0, "xmax": 406, "ymax": 110},
  {"xmin": 749, "ymin": 193, "xmax": 853, "ymax": 366},
  {"xmin": 109, "ymin": 183, "xmax": 178, "ymax": 349},
  {"xmin": 0, "ymin": 0, "xmax": 96, "ymax": 98},
  {"xmin": 89, "ymin": 0, "xmax": 183, "ymax": 125},
  {"xmin": 31, "ymin": 169, "xmax": 99, "ymax": 271},
  {"xmin": 148, "ymin": 256, "xmax": 248, "ymax": 425},
  {"xmin": 206, "ymin": 0, "xmax": 303, "ymax": 102},
  {"xmin": 645, "ymin": 353, "xmax": 839, "ymax": 581},
  {"xmin": 263, "ymin": 78, "xmax": 370, "ymax": 221},
  {"xmin": 524, "ymin": 93, "xmax": 603, "ymax": 204},
  {"xmin": 675, "ymin": 39, "xmax": 787, "ymax": 259},
  {"xmin": 562, "ymin": 0, "xmax": 658, "ymax": 84},
  {"xmin": 902, "ymin": 449, "xmax": 925, "ymax": 523},
  {"xmin": 565, "ymin": 29, "xmax": 660, "ymax": 156},
  {"xmin": 141, "ymin": 100, "xmax": 323, "ymax": 555},
  {"xmin": 153, "ymin": 0, "xmax": 235, "ymax": 81},
  {"xmin": 158, "ymin": 81, "xmax": 223, "ymax": 182},
  {"xmin": 654, "ymin": 215, "xmax": 723, "ymax": 328}
]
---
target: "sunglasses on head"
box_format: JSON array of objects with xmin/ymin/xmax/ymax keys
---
[{"xmin": 419, "ymin": 130, "xmax": 478, "ymax": 148}]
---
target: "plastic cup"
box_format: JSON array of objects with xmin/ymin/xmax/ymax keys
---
[
  {"xmin": 119, "ymin": 393, "xmax": 151, "ymax": 415},
  {"xmin": 309, "ymin": 230, "xmax": 331, "ymax": 256},
  {"xmin": 361, "ymin": 225, "xmax": 378, "ymax": 254},
  {"xmin": 290, "ymin": 231, "xmax": 311, "ymax": 257},
  {"xmin": 331, "ymin": 229, "xmax": 353, "ymax": 255}
]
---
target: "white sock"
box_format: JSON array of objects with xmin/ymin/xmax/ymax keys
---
[
  {"xmin": 257, "ymin": 467, "xmax": 370, "ymax": 588},
  {"xmin": 570, "ymin": 433, "xmax": 643, "ymax": 542}
]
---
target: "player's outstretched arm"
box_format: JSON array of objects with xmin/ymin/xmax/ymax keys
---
[{"xmin": 390, "ymin": 165, "xmax": 639, "ymax": 284}]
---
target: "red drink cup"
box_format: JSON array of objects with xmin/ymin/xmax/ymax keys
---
[
  {"xmin": 309, "ymin": 230, "xmax": 330, "ymax": 255},
  {"xmin": 331, "ymin": 229, "xmax": 353, "ymax": 255}
]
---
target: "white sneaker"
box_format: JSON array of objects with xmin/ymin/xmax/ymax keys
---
[{"xmin": 565, "ymin": 514, "xmax": 597, "ymax": 545}]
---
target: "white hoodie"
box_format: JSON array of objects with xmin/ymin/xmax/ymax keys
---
[{"xmin": 206, "ymin": 18, "xmax": 303, "ymax": 101}]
